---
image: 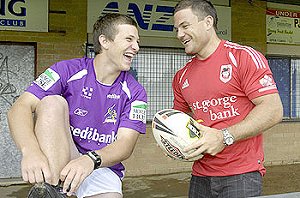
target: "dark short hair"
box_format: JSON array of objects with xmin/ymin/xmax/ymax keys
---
[
  {"xmin": 93, "ymin": 13, "xmax": 138, "ymax": 54},
  {"xmin": 174, "ymin": 0, "xmax": 218, "ymax": 31}
]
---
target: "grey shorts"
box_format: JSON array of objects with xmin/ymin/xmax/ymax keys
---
[{"xmin": 189, "ymin": 171, "xmax": 262, "ymax": 198}]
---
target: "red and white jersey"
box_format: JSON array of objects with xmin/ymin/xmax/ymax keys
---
[{"xmin": 172, "ymin": 40, "xmax": 278, "ymax": 177}]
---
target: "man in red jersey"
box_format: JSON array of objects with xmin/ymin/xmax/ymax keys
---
[{"xmin": 172, "ymin": 0, "xmax": 283, "ymax": 197}]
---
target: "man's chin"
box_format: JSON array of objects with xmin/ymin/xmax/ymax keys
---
[
  {"xmin": 121, "ymin": 66, "xmax": 131, "ymax": 72},
  {"xmin": 184, "ymin": 49, "xmax": 195, "ymax": 55}
]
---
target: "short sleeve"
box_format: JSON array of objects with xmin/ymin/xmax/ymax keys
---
[
  {"xmin": 26, "ymin": 62, "xmax": 66, "ymax": 99},
  {"xmin": 172, "ymin": 70, "xmax": 191, "ymax": 113},
  {"xmin": 118, "ymin": 82, "xmax": 148, "ymax": 134},
  {"xmin": 238, "ymin": 49, "xmax": 278, "ymax": 100}
]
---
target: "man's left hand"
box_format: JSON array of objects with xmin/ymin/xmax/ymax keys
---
[
  {"xmin": 183, "ymin": 123, "xmax": 225, "ymax": 159},
  {"xmin": 60, "ymin": 155, "xmax": 94, "ymax": 196}
]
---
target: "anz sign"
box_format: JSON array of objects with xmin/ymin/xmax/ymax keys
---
[
  {"xmin": 87, "ymin": 0, "xmax": 177, "ymax": 37},
  {"xmin": 87, "ymin": 0, "xmax": 231, "ymax": 42},
  {"xmin": 102, "ymin": 2, "xmax": 174, "ymax": 32}
]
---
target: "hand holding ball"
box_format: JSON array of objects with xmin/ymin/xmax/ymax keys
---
[{"xmin": 152, "ymin": 109, "xmax": 203, "ymax": 161}]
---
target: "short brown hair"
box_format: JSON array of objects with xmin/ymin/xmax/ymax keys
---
[
  {"xmin": 174, "ymin": 0, "xmax": 218, "ymax": 31},
  {"xmin": 93, "ymin": 13, "xmax": 138, "ymax": 54}
]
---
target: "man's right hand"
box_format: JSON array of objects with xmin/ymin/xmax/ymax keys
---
[{"xmin": 21, "ymin": 150, "xmax": 52, "ymax": 184}]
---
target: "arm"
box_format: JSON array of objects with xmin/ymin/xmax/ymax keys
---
[
  {"xmin": 228, "ymin": 93, "xmax": 283, "ymax": 141},
  {"xmin": 60, "ymin": 127, "xmax": 140, "ymax": 196},
  {"xmin": 184, "ymin": 93, "xmax": 283, "ymax": 158},
  {"xmin": 96, "ymin": 127, "xmax": 140, "ymax": 167},
  {"xmin": 7, "ymin": 92, "xmax": 52, "ymax": 183}
]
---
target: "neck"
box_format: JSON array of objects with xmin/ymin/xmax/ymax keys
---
[
  {"xmin": 196, "ymin": 36, "xmax": 221, "ymax": 60},
  {"xmin": 93, "ymin": 54, "xmax": 121, "ymax": 85}
]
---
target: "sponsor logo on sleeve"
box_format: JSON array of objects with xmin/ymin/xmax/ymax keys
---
[
  {"xmin": 34, "ymin": 68, "xmax": 60, "ymax": 91},
  {"xmin": 129, "ymin": 100, "xmax": 147, "ymax": 123},
  {"xmin": 259, "ymin": 75, "xmax": 277, "ymax": 92}
]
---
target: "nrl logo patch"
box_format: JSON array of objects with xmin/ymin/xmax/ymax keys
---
[
  {"xmin": 34, "ymin": 68, "xmax": 60, "ymax": 91},
  {"xmin": 220, "ymin": 64, "xmax": 232, "ymax": 83}
]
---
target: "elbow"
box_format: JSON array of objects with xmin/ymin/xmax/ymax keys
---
[
  {"xmin": 122, "ymin": 149, "xmax": 134, "ymax": 161},
  {"xmin": 272, "ymin": 94, "xmax": 284, "ymax": 124},
  {"xmin": 274, "ymin": 103, "xmax": 283, "ymax": 124},
  {"xmin": 278, "ymin": 109, "xmax": 283, "ymax": 123},
  {"xmin": 121, "ymin": 145, "xmax": 136, "ymax": 161}
]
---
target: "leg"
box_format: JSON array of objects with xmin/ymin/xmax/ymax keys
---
[
  {"xmin": 219, "ymin": 171, "xmax": 262, "ymax": 198},
  {"xmin": 34, "ymin": 95, "xmax": 79, "ymax": 185},
  {"xmin": 76, "ymin": 168, "xmax": 122, "ymax": 198},
  {"xmin": 85, "ymin": 192, "xmax": 122, "ymax": 198},
  {"xmin": 189, "ymin": 175, "xmax": 214, "ymax": 198}
]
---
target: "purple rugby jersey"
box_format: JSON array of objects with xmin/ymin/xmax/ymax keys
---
[{"xmin": 26, "ymin": 58, "xmax": 147, "ymax": 179}]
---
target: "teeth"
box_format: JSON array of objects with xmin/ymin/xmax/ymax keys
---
[
  {"xmin": 124, "ymin": 53, "xmax": 134, "ymax": 58},
  {"xmin": 183, "ymin": 40, "xmax": 189, "ymax": 44}
]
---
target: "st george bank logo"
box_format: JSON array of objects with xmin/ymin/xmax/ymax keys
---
[{"xmin": 101, "ymin": 1, "xmax": 174, "ymax": 32}]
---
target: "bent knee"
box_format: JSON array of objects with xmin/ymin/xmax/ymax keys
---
[{"xmin": 36, "ymin": 95, "xmax": 68, "ymax": 114}]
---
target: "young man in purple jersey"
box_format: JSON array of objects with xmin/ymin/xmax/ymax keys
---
[{"xmin": 8, "ymin": 13, "xmax": 147, "ymax": 198}]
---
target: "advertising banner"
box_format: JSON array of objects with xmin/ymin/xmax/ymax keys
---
[
  {"xmin": 0, "ymin": 0, "xmax": 48, "ymax": 32},
  {"xmin": 87, "ymin": 0, "xmax": 231, "ymax": 41},
  {"xmin": 267, "ymin": 8, "xmax": 300, "ymax": 45}
]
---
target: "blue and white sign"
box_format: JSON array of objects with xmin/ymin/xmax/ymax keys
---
[
  {"xmin": 0, "ymin": 0, "xmax": 48, "ymax": 32},
  {"xmin": 87, "ymin": 0, "xmax": 231, "ymax": 40}
]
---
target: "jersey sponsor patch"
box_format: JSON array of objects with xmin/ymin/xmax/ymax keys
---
[
  {"xmin": 258, "ymin": 75, "xmax": 277, "ymax": 92},
  {"xmin": 129, "ymin": 100, "xmax": 147, "ymax": 123},
  {"xmin": 34, "ymin": 68, "xmax": 60, "ymax": 91}
]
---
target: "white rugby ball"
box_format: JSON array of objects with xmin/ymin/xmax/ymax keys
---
[{"xmin": 152, "ymin": 109, "xmax": 203, "ymax": 161}]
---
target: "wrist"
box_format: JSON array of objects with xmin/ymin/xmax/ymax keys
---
[
  {"xmin": 85, "ymin": 151, "xmax": 102, "ymax": 170},
  {"xmin": 221, "ymin": 128, "xmax": 235, "ymax": 146}
]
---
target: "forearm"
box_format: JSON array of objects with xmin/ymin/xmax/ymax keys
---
[
  {"xmin": 7, "ymin": 97, "xmax": 40, "ymax": 154},
  {"xmin": 96, "ymin": 143, "xmax": 133, "ymax": 167},
  {"xmin": 95, "ymin": 128, "xmax": 139, "ymax": 167},
  {"xmin": 228, "ymin": 93, "xmax": 283, "ymax": 141}
]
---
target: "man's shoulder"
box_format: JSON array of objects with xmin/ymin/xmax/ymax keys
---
[
  {"xmin": 223, "ymin": 40, "xmax": 263, "ymax": 57},
  {"xmin": 123, "ymin": 72, "xmax": 145, "ymax": 87},
  {"xmin": 120, "ymin": 72, "xmax": 147, "ymax": 96},
  {"xmin": 56, "ymin": 57, "xmax": 92, "ymax": 69},
  {"xmin": 174, "ymin": 57, "xmax": 195, "ymax": 79},
  {"xmin": 52, "ymin": 58, "xmax": 94, "ymax": 78}
]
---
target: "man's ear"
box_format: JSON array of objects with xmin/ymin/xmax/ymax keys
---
[
  {"xmin": 204, "ymin": 15, "xmax": 214, "ymax": 30},
  {"xmin": 99, "ymin": 35, "xmax": 109, "ymax": 50}
]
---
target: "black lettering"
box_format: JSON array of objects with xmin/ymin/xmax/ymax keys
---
[{"xmin": 295, "ymin": 19, "xmax": 300, "ymax": 28}]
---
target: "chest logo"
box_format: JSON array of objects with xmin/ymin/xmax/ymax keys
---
[
  {"xmin": 104, "ymin": 104, "xmax": 117, "ymax": 124},
  {"xmin": 81, "ymin": 86, "xmax": 93, "ymax": 99},
  {"xmin": 220, "ymin": 64, "xmax": 232, "ymax": 83},
  {"xmin": 182, "ymin": 79, "xmax": 189, "ymax": 89},
  {"xmin": 74, "ymin": 108, "xmax": 88, "ymax": 117}
]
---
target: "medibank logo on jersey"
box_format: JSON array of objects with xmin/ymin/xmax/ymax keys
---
[
  {"xmin": 192, "ymin": 95, "xmax": 240, "ymax": 121},
  {"xmin": 70, "ymin": 126, "xmax": 117, "ymax": 144}
]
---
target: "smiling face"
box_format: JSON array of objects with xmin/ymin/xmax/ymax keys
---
[
  {"xmin": 174, "ymin": 8, "xmax": 212, "ymax": 56},
  {"xmin": 105, "ymin": 24, "xmax": 140, "ymax": 71}
]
